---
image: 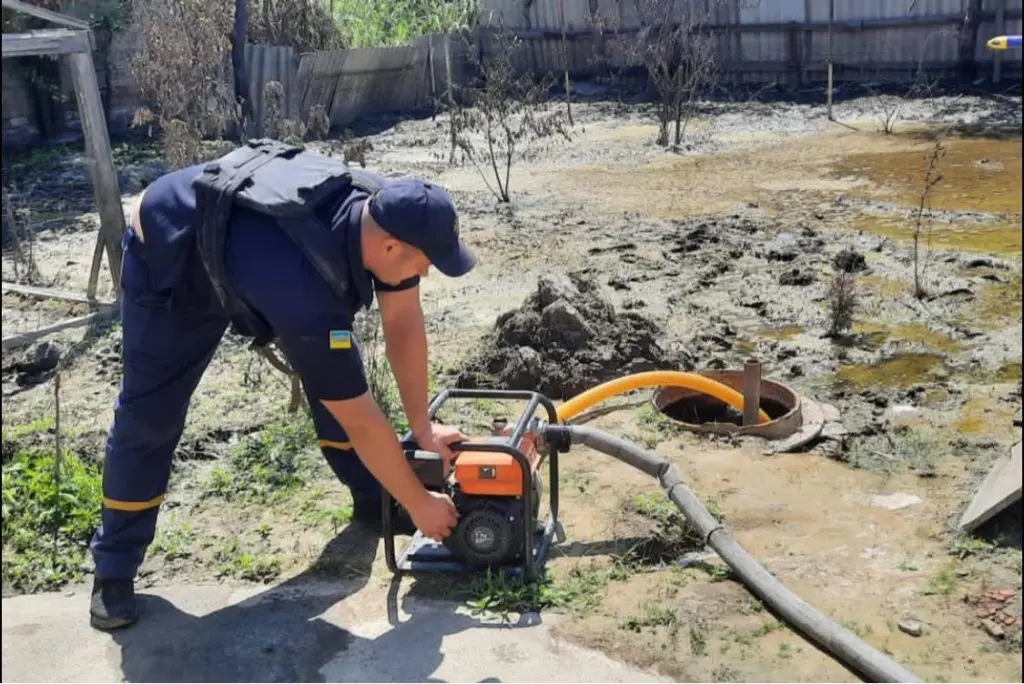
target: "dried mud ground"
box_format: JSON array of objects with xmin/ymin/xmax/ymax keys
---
[{"xmin": 3, "ymin": 92, "xmax": 1022, "ymax": 682}]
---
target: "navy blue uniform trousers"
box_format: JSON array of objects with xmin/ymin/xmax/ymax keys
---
[{"xmin": 89, "ymin": 229, "xmax": 380, "ymax": 580}]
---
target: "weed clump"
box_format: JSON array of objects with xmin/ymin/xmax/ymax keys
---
[
  {"xmin": 826, "ymin": 268, "xmax": 858, "ymax": 338},
  {"xmin": 616, "ymin": 492, "xmax": 706, "ymax": 568},
  {"xmin": 204, "ymin": 414, "xmax": 320, "ymax": 502},
  {"xmin": 2, "ymin": 421, "xmax": 102, "ymax": 592}
]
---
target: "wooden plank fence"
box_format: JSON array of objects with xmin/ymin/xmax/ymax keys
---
[{"xmin": 4, "ymin": 0, "xmax": 1022, "ymax": 147}]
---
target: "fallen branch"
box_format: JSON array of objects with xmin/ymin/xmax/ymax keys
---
[
  {"xmin": 2, "ymin": 281, "xmax": 115, "ymax": 307},
  {"xmin": 1, "ymin": 306, "xmax": 119, "ymax": 353}
]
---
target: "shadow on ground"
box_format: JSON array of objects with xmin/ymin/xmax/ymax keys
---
[
  {"xmin": 108, "ymin": 524, "xmax": 523, "ymax": 683},
  {"xmin": 976, "ymin": 501, "xmax": 1024, "ymax": 551}
]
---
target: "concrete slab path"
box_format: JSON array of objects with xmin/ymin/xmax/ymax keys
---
[{"xmin": 2, "ymin": 579, "xmax": 670, "ymax": 683}]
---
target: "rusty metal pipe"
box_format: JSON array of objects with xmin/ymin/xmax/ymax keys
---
[{"xmin": 743, "ymin": 358, "xmax": 762, "ymax": 426}]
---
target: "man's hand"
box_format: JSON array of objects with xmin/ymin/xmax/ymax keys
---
[
  {"xmin": 407, "ymin": 490, "xmax": 459, "ymax": 541},
  {"xmin": 416, "ymin": 422, "xmax": 469, "ymax": 476}
]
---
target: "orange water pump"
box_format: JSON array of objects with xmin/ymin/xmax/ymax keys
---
[{"xmin": 382, "ymin": 389, "xmax": 561, "ymax": 580}]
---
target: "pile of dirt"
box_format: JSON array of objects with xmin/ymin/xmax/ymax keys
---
[{"xmin": 453, "ymin": 273, "xmax": 691, "ymax": 399}]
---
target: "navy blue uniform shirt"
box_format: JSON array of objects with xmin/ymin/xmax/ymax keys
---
[{"xmin": 134, "ymin": 163, "xmax": 419, "ymax": 403}]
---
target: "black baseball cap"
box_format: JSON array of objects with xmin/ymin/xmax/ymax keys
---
[{"xmin": 368, "ymin": 178, "xmax": 476, "ymax": 277}]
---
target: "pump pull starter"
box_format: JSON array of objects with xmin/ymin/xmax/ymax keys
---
[{"xmin": 382, "ymin": 388, "xmax": 562, "ymax": 581}]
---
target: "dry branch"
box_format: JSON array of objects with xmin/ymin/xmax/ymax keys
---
[{"xmin": 1, "ymin": 307, "xmax": 119, "ymax": 353}]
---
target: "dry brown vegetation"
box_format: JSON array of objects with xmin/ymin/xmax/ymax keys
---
[
  {"xmin": 448, "ymin": 25, "xmax": 573, "ymax": 202},
  {"xmin": 630, "ymin": 0, "xmax": 721, "ymax": 147},
  {"xmin": 127, "ymin": 0, "xmax": 239, "ymax": 164}
]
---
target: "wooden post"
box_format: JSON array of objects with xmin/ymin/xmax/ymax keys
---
[
  {"xmin": 426, "ymin": 35, "xmax": 437, "ymax": 119},
  {"xmin": 67, "ymin": 45, "xmax": 124, "ymax": 294},
  {"xmin": 993, "ymin": 0, "xmax": 1007, "ymax": 84},
  {"xmin": 559, "ymin": 0, "xmax": 573, "ymax": 124},
  {"xmin": 87, "ymin": 227, "xmax": 105, "ymax": 300},
  {"xmin": 444, "ymin": 34, "xmax": 457, "ymax": 165},
  {"xmin": 803, "ymin": 0, "xmax": 813, "ymax": 86},
  {"xmin": 787, "ymin": 22, "xmax": 801, "ymax": 87},
  {"xmin": 826, "ymin": 0, "xmax": 834, "ymax": 120}
]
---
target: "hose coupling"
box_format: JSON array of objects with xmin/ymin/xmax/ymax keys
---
[{"xmin": 533, "ymin": 422, "xmax": 572, "ymax": 454}]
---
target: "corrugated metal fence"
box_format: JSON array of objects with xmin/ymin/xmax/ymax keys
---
[
  {"xmin": 245, "ymin": 33, "xmax": 470, "ymax": 133},
  {"xmin": 213, "ymin": 1, "xmax": 1024, "ymax": 134},
  {"xmin": 476, "ymin": 0, "xmax": 1022, "ymax": 84},
  {"xmin": 245, "ymin": 43, "xmax": 300, "ymax": 133}
]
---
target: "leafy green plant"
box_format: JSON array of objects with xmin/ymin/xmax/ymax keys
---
[
  {"xmin": 2, "ymin": 427, "xmax": 102, "ymax": 592},
  {"xmin": 330, "ymin": 0, "xmax": 479, "ymax": 48},
  {"xmin": 465, "ymin": 563, "xmax": 611, "ymax": 622}
]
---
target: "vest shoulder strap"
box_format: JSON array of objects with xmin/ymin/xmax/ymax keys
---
[
  {"xmin": 191, "ymin": 139, "xmax": 381, "ymax": 345},
  {"xmin": 193, "ymin": 138, "xmax": 357, "ymax": 218}
]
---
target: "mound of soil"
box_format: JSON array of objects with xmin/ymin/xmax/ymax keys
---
[{"xmin": 453, "ymin": 273, "xmax": 691, "ymax": 399}]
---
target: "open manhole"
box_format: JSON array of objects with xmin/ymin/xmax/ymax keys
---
[{"xmin": 652, "ymin": 368, "xmax": 804, "ymax": 440}]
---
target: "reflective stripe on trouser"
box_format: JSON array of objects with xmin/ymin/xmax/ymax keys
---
[
  {"xmin": 89, "ymin": 236, "xmax": 228, "ymax": 579},
  {"xmin": 304, "ymin": 383, "xmax": 383, "ymax": 518}
]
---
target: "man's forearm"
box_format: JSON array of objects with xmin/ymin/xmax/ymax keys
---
[
  {"xmin": 324, "ymin": 398, "xmax": 430, "ymax": 512},
  {"xmin": 383, "ymin": 313, "xmax": 432, "ymax": 437}
]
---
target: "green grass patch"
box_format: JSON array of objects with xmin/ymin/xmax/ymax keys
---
[
  {"xmin": 212, "ymin": 536, "xmax": 282, "ymax": 582},
  {"xmin": 632, "ymin": 403, "xmax": 685, "ymax": 449},
  {"xmin": 620, "ymin": 603, "xmax": 680, "ymax": 634},
  {"xmin": 150, "ymin": 521, "xmax": 198, "ymax": 561},
  {"xmin": 616, "ymin": 492, "xmax": 720, "ymax": 568},
  {"xmin": 203, "ymin": 412, "xmax": 323, "ymax": 503},
  {"xmin": 921, "ymin": 564, "xmax": 958, "ymax": 597},
  {"xmin": 2, "ymin": 422, "xmax": 102, "ymax": 593},
  {"xmin": 462, "ymin": 562, "xmax": 614, "ymax": 622}
]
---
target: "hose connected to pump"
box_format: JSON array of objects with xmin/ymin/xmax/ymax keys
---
[
  {"xmin": 554, "ymin": 370, "xmax": 771, "ymax": 425},
  {"xmin": 536, "ymin": 423, "xmax": 923, "ymax": 684}
]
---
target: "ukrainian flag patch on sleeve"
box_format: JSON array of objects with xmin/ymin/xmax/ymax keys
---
[{"xmin": 329, "ymin": 330, "xmax": 352, "ymax": 350}]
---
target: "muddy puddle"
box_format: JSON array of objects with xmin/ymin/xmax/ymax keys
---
[
  {"xmin": 850, "ymin": 214, "xmax": 1022, "ymax": 256},
  {"xmin": 832, "ymin": 133, "xmax": 1022, "ymax": 255},
  {"xmin": 834, "ymin": 135, "xmax": 1022, "ymax": 215},
  {"xmin": 850, "ymin": 321, "xmax": 962, "ymax": 354},
  {"xmin": 960, "ymin": 274, "xmax": 1024, "ymax": 329},
  {"xmin": 834, "ymin": 352, "xmax": 947, "ymax": 391}
]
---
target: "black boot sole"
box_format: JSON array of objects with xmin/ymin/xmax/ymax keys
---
[{"xmin": 90, "ymin": 613, "xmax": 137, "ymax": 631}]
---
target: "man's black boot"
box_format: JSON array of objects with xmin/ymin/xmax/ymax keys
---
[{"xmin": 89, "ymin": 576, "xmax": 138, "ymax": 630}]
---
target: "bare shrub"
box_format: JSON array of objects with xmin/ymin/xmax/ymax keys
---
[
  {"xmin": 341, "ymin": 129, "xmax": 373, "ymax": 168},
  {"xmin": 160, "ymin": 117, "xmax": 204, "ymax": 169},
  {"xmin": 826, "ymin": 269, "xmax": 858, "ymax": 338},
  {"xmin": 245, "ymin": 0, "xmax": 345, "ymax": 52},
  {"xmin": 306, "ymin": 104, "xmax": 331, "ymax": 140},
  {"xmin": 278, "ymin": 119, "xmax": 307, "ymax": 145},
  {"xmin": 262, "ymin": 81, "xmax": 285, "ymax": 139},
  {"xmin": 912, "ymin": 139, "xmax": 946, "ymax": 299},
  {"xmin": 126, "ymin": 0, "xmax": 239, "ymax": 160},
  {"xmin": 629, "ymin": 0, "xmax": 721, "ymax": 147},
  {"xmin": 866, "ymin": 27, "xmax": 949, "ymax": 134},
  {"xmin": 866, "ymin": 79, "xmax": 933, "ymax": 135},
  {"xmin": 451, "ymin": 26, "xmax": 572, "ymax": 203},
  {"xmin": 260, "ymin": 81, "xmax": 307, "ymax": 144},
  {"xmin": 2, "ymin": 186, "xmax": 41, "ymax": 285}
]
